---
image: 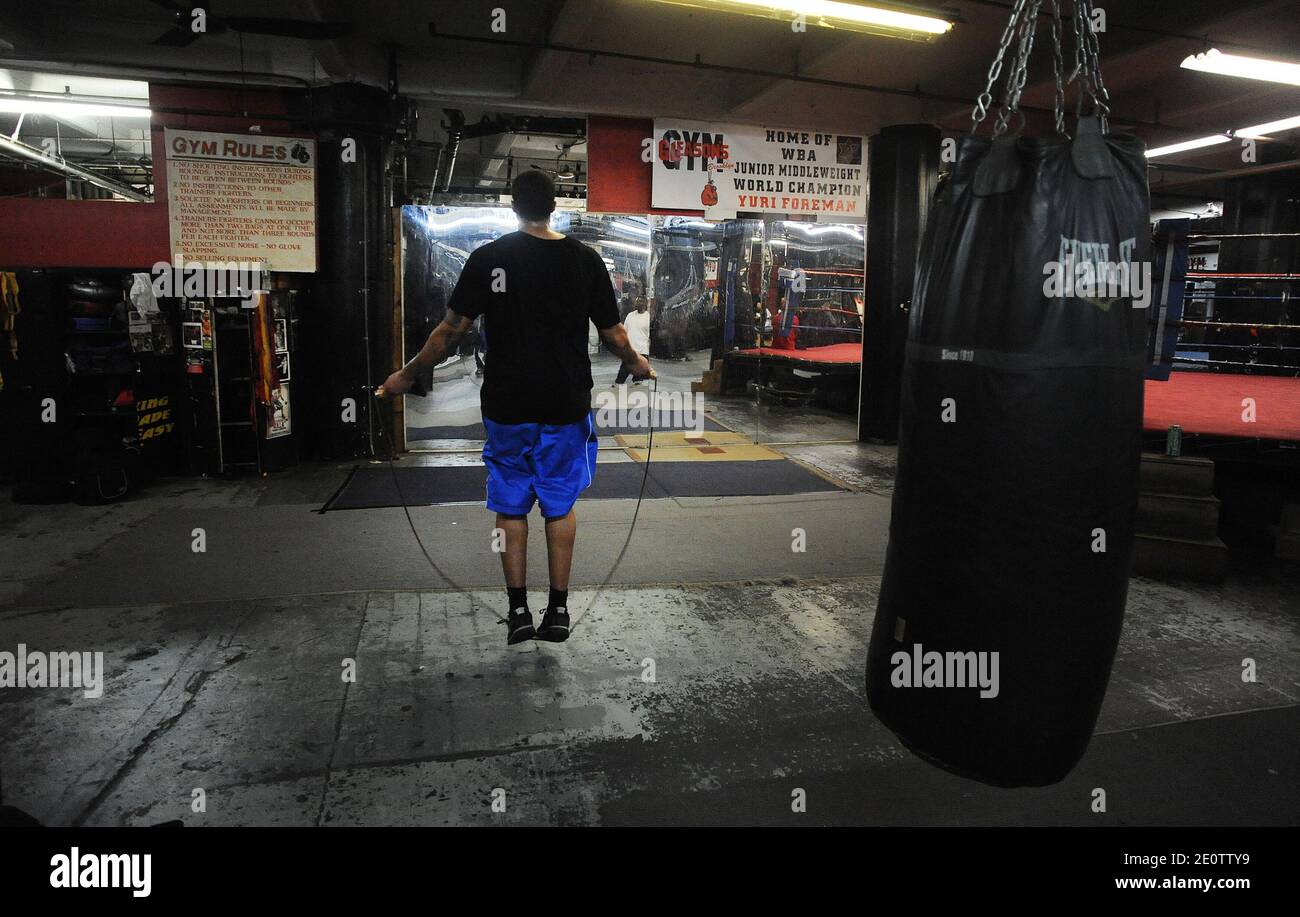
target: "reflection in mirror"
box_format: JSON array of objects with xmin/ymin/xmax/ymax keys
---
[
  {"xmin": 400, "ymin": 205, "xmax": 519, "ymax": 450},
  {"xmin": 646, "ymin": 216, "xmax": 762, "ymax": 442},
  {"xmin": 567, "ymin": 214, "xmax": 652, "ymax": 389},
  {"xmin": 647, "ymin": 217, "xmax": 865, "ymax": 445},
  {"xmin": 742, "ymin": 220, "xmax": 865, "ymax": 444},
  {"xmin": 398, "ymin": 205, "xmax": 865, "ymax": 453},
  {"xmin": 399, "ymin": 206, "xmax": 651, "ymax": 450}
]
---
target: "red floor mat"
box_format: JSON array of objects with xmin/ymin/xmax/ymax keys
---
[
  {"xmin": 1143, "ymin": 373, "xmax": 1300, "ymax": 441},
  {"xmin": 734, "ymin": 342, "xmax": 862, "ymax": 364}
]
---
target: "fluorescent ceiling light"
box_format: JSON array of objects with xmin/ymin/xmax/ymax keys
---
[
  {"xmin": 1150, "ymin": 201, "xmax": 1223, "ymax": 223},
  {"xmin": 663, "ymin": 218, "xmax": 720, "ymax": 230},
  {"xmin": 1234, "ymin": 114, "xmax": 1300, "ymax": 139},
  {"xmin": 780, "ymin": 222, "xmax": 864, "ymax": 237},
  {"xmin": 1146, "ymin": 135, "xmax": 1231, "ymax": 158},
  {"xmin": 645, "ymin": 0, "xmax": 953, "ymax": 40},
  {"xmin": 0, "ymin": 97, "xmax": 152, "ymax": 119},
  {"xmin": 426, "ymin": 212, "xmax": 519, "ymax": 232},
  {"xmin": 1181, "ymin": 49, "xmax": 1300, "ymax": 87},
  {"xmin": 1147, "ymin": 112, "xmax": 1300, "ymax": 158},
  {"xmin": 612, "ymin": 220, "xmax": 652, "ymax": 237},
  {"xmin": 594, "ymin": 240, "xmax": 651, "ymax": 255}
]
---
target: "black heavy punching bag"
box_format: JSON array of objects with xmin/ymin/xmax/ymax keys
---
[{"xmin": 865, "ymin": 0, "xmax": 1149, "ymax": 786}]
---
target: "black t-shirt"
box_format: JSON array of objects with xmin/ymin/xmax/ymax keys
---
[{"xmin": 447, "ymin": 231, "xmax": 622, "ymax": 424}]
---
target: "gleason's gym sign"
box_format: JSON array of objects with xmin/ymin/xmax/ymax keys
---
[{"xmin": 650, "ymin": 119, "xmax": 867, "ymax": 221}]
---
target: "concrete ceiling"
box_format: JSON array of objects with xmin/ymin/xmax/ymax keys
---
[{"xmin": 1, "ymin": 0, "xmax": 1297, "ymax": 190}]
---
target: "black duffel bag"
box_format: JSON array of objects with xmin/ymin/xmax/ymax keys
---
[
  {"xmin": 865, "ymin": 0, "xmax": 1150, "ymax": 786},
  {"xmin": 64, "ymin": 277, "xmax": 123, "ymax": 304}
]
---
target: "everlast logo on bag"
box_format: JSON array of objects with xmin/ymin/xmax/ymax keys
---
[{"xmin": 1042, "ymin": 235, "xmax": 1151, "ymax": 310}]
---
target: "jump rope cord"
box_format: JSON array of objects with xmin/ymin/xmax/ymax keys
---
[
  {"xmin": 374, "ymin": 386, "xmax": 505, "ymax": 625},
  {"xmin": 374, "ymin": 371, "xmax": 657, "ymax": 633}
]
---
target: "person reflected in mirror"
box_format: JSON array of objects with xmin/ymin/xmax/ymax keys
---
[{"xmin": 615, "ymin": 296, "xmax": 651, "ymax": 386}]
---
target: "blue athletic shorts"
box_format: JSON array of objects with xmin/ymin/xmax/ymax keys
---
[{"xmin": 482, "ymin": 413, "xmax": 598, "ymax": 518}]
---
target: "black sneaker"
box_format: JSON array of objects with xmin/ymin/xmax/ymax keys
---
[
  {"xmin": 506, "ymin": 609, "xmax": 535, "ymax": 645},
  {"xmin": 536, "ymin": 606, "xmax": 570, "ymax": 642}
]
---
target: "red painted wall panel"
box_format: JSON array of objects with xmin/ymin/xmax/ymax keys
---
[
  {"xmin": 586, "ymin": 115, "xmax": 701, "ymax": 217},
  {"xmin": 0, "ymin": 198, "xmax": 169, "ymax": 269}
]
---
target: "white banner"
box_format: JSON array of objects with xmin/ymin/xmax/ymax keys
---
[
  {"xmin": 165, "ymin": 129, "xmax": 317, "ymax": 272},
  {"xmin": 651, "ymin": 119, "xmax": 867, "ymax": 221}
]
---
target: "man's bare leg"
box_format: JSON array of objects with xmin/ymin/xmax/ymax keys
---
[
  {"xmin": 498, "ymin": 513, "xmax": 535, "ymax": 644},
  {"xmin": 544, "ymin": 509, "xmax": 576, "ymax": 589},
  {"xmin": 537, "ymin": 509, "xmax": 576, "ymax": 641},
  {"xmin": 497, "ymin": 513, "xmax": 529, "ymax": 587}
]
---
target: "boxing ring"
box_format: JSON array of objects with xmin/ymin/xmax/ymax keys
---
[{"xmin": 727, "ymin": 340, "xmax": 1300, "ymax": 445}]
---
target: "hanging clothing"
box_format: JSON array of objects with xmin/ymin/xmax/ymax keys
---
[{"xmin": 0, "ymin": 272, "xmax": 21, "ymax": 392}]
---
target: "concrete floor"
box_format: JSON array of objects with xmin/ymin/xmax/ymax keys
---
[{"xmin": 1, "ymin": 422, "xmax": 1297, "ymax": 825}]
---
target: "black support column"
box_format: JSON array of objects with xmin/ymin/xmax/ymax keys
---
[
  {"xmin": 859, "ymin": 124, "xmax": 941, "ymax": 442},
  {"xmin": 299, "ymin": 83, "xmax": 395, "ymax": 460}
]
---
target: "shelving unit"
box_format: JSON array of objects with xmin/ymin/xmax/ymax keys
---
[
  {"xmin": 180, "ymin": 298, "xmax": 263, "ymax": 475},
  {"xmin": 211, "ymin": 304, "xmax": 262, "ymax": 474},
  {"xmin": 62, "ymin": 276, "xmax": 139, "ymax": 501}
]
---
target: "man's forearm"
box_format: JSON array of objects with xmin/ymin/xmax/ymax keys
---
[
  {"xmin": 601, "ymin": 325, "xmax": 640, "ymax": 364},
  {"xmin": 402, "ymin": 325, "xmax": 459, "ymax": 377}
]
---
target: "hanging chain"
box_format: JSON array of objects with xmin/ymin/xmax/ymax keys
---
[
  {"xmin": 972, "ymin": 0, "xmax": 1110, "ymax": 138},
  {"xmin": 992, "ymin": 0, "xmax": 1044, "ymax": 137},
  {"xmin": 971, "ymin": 0, "xmax": 1031, "ymax": 133},
  {"xmin": 1068, "ymin": 0, "xmax": 1110, "ymax": 127},
  {"xmin": 1069, "ymin": 0, "xmax": 1086, "ymax": 87},
  {"xmin": 1079, "ymin": 0, "xmax": 1111, "ymax": 129},
  {"xmin": 1049, "ymin": 0, "xmax": 1069, "ymax": 137},
  {"xmin": 1068, "ymin": 0, "xmax": 1088, "ymax": 118},
  {"xmin": 988, "ymin": 31, "xmax": 1019, "ymax": 135}
]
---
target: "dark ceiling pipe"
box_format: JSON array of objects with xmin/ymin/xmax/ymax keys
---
[
  {"xmin": 146, "ymin": 105, "xmax": 401, "ymax": 135},
  {"xmin": 437, "ymin": 111, "xmax": 586, "ymax": 192},
  {"xmin": 425, "ymin": 25, "xmax": 1165, "ymax": 129},
  {"xmin": 1152, "ymin": 157, "xmax": 1300, "ymax": 190},
  {"xmin": 440, "ymin": 108, "xmax": 465, "ymax": 192},
  {"xmin": 453, "ymin": 115, "xmax": 587, "ymax": 140},
  {"xmin": 0, "ymin": 133, "xmax": 150, "ymax": 200},
  {"xmin": 961, "ymin": 0, "xmax": 1298, "ymax": 56}
]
